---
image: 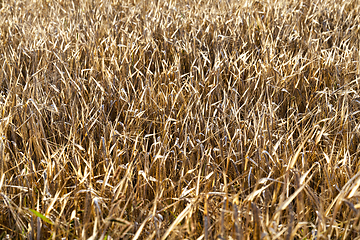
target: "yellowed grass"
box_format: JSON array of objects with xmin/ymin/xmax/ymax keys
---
[{"xmin": 1, "ymin": 0, "xmax": 360, "ymax": 239}]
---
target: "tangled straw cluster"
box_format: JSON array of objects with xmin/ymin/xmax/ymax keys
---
[{"xmin": 1, "ymin": 0, "xmax": 360, "ymax": 239}]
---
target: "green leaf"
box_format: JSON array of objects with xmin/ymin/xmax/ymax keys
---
[{"xmin": 29, "ymin": 209, "xmax": 54, "ymax": 225}]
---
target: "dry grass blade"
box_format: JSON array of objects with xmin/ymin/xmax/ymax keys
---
[
  {"xmin": 252, "ymin": 203, "xmax": 260, "ymax": 240},
  {"xmin": 233, "ymin": 199, "xmax": 241, "ymax": 240},
  {"xmin": 204, "ymin": 194, "xmax": 209, "ymax": 240},
  {"xmin": 161, "ymin": 203, "xmax": 193, "ymax": 240},
  {"xmin": 275, "ymin": 171, "xmax": 314, "ymax": 216}
]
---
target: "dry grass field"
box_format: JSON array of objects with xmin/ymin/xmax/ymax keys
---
[{"xmin": 1, "ymin": 0, "xmax": 360, "ymax": 239}]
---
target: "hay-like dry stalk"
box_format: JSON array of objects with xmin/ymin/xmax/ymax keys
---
[{"xmin": 1, "ymin": 0, "xmax": 360, "ymax": 239}]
